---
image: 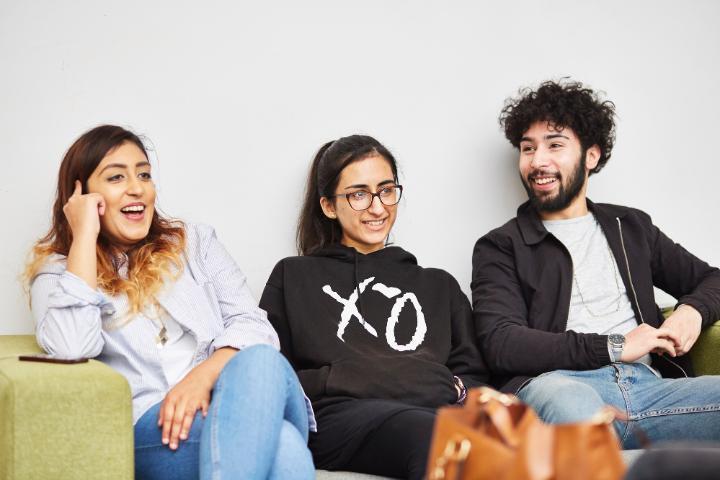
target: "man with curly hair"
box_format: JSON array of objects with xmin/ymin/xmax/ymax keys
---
[{"xmin": 471, "ymin": 79, "xmax": 720, "ymax": 447}]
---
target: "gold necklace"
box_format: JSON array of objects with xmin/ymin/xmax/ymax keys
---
[
  {"xmin": 156, "ymin": 323, "xmax": 168, "ymax": 347},
  {"xmin": 147, "ymin": 302, "xmax": 169, "ymax": 346},
  {"xmin": 572, "ymin": 242, "xmax": 623, "ymax": 317}
]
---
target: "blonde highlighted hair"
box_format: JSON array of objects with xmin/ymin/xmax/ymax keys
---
[{"xmin": 25, "ymin": 125, "xmax": 186, "ymax": 316}]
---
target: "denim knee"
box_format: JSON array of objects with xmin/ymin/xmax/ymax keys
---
[
  {"xmin": 229, "ymin": 343, "xmax": 280, "ymax": 364},
  {"xmin": 519, "ymin": 373, "xmax": 605, "ymax": 424},
  {"xmin": 270, "ymin": 421, "xmax": 314, "ymax": 480},
  {"xmin": 220, "ymin": 343, "xmax": 285, "ymax": 381}
]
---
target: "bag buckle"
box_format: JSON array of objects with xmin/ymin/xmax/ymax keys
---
[{"xmin": 429, "ymin": 435, "xmax": 471, "ymax": 480}]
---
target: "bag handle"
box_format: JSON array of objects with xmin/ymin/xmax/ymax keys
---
[
  {"xmin": 470, "ymin": 388, "xmax": 528, "ymax": 448},
  {"xmin": 469, "ymin": 389, "xmax": 648, "ymax": 449},
  {"xmin": 475, "ymin": 387, "xmax": 519, "ymax": 407},
  {"xmin": 428, "ymin": 434, "xmax": 472, "ymax": 480}
]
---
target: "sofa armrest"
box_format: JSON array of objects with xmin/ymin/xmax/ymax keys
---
[
  {"xmin": 0, "ymin": 335, "xmax": 133, "ymax": 480},
  {"xmin": 660, "ymin": 307, "xmax": 719, "ymax": 376},
  {"xmin": 690, "ymin": 320, "xmax": 720, "ymax": 376}
]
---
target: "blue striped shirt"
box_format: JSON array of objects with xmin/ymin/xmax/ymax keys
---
[{"xmin": 30, "ymin": 223, "xmax": 316, "ymax": 430}]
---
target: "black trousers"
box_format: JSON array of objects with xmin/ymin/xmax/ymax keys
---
[{"xmin": 311, "ymin": 399, "xmax": 437, "ymax": 480}]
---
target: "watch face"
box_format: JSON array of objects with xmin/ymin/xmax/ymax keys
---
[{"xmin": 609, "ymin": 334, "xmax": 625, "ymax": 346}]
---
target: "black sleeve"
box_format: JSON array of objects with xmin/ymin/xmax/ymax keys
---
[
  {"xmin": 445, "ymin": 275, "xmax": 489, "ymax": 389},
  {"xmin": 259, "ymin": 261, "xmax": 298, "ymax": 367},
  {"xmin": 471, "ymin": 234, "xmax": 610, "ymax": 377},
  {"xmin": 645, "ymin": 213, "xmax": 720, "ymax": 328},
  {"xmin": 259, "ymin": 259, "xmax": 329, "ymax": 400}
]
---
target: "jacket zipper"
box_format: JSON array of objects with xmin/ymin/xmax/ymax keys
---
[
  {"xmin": 615, "ymin": 217, "xmax": 687, "ymax": 377},
  {"xmin": 544, "ymin": 232, "xmax": 574, "ymax": 332}
]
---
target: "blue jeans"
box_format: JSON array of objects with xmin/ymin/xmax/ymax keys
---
[
  {"xmin": 518, "ymin": 364, "xmax": 720, "ymax": 449},
  {"xmin": 134, "ymin": 344, "xmax": 314, "ymax": 480}
]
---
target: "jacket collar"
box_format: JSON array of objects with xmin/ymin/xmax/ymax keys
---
[{"xmin": 516, "ymin": 198, "xmax": 629, "ymax": 246}]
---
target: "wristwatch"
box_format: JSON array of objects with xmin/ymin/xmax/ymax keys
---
[{"xmin": 608, "ymin": 333, "xmax": 625, "ymax": 363}]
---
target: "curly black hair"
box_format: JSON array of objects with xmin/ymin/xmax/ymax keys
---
[{"xmin": 499, "ymin": 79, "xmax": 616, "ymax": 175}]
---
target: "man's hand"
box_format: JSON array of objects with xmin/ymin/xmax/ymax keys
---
[
  {"xmin": 157, "ymin": 370, "xmax": 212, "ymax": 450},
  {"xmin": 660, "ymin": 304, "xmax": 702, "ymax": 356},
  {"xmin": 621, "ymin": 323, "xmax": 681, "ymax": 362}
]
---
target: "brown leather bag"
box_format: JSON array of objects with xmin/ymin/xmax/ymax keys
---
[{"xmin": 427, "ymin": 387, "xmax": 626, "ymax": 480}]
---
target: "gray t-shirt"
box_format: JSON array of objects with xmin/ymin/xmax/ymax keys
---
[{"xmin": 543, "ymin": 213, "xmax": 651, "ymax": 366}]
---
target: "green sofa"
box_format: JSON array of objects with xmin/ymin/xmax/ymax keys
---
[
  {"xmin": 2, "ymin": 318, "xmax": 719, "ymax": 480},
  {"xmin": 0, "ymin": 335, "xmax": 133, "ymax": 480}
]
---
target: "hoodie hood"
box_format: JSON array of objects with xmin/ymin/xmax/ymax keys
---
[{"xmin": 311, "ymin": 243, "xmax": 418, "ymax": 265}]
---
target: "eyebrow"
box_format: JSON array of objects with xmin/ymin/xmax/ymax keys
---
[
  {"xmin": 344, "ymin": 179, "xmax": 396, "ymax": 190},
  {"xmin": 520, "ymin": 133, "xmax": 570, "ymax": 143},
  {"xmin": 98, "ymin": 161, "xmax": 151, "ymax": 174}
]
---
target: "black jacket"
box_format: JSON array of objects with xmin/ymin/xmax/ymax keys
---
[
  {"xmin": 260, "ymin": 244, "xmax": 488, "ymax": 411},
  {"xmin": 471, "ymin": 200, "xmax": 720, "ymax": 393}
]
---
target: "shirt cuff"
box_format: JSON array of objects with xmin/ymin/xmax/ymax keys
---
[
  {"xmin": 211, "ymin": 328, "xmax": 280, "ymax": 353},
  {"xmin": 49, "ymin": 272, "xmax": 115, "ymax": 315}
]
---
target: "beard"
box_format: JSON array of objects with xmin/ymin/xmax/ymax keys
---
[{"xmin": 521, "ymin": 151, "xmax": 586, "ymax": 213}]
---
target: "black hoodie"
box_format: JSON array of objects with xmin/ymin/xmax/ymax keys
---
[{"xmin": 259, "ymin": 244, "xmax": 488, "ymax": 412}]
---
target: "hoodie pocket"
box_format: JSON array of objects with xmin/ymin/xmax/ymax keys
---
[
  {"xmin": 297, "ymin": 365, "xmax": 331, "ymax": 402},
  {"xmin": 324, "ymin": 356, "xmax": 457, "ymax": 408}
]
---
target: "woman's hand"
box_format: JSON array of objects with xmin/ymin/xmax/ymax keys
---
[
  {"xmin": 65, "ymin": 180, "xmax": 106, "ymax": 288},
  {"xmin": 157, "ymin": 347, "xmax": 238, "ymax": 450},
  {"xmin": 157, "ymin": 369, "xmax": 212, "ymax": 450},
  {"xmin": 63, "ymin": 180, "xmax": 105, "ymax": 241}
]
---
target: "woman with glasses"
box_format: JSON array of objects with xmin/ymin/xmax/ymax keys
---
[{"xmin": 259, "ymin": 135, "xmax": 488, "ymax": 480}]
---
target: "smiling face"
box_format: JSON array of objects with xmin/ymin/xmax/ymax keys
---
[
  {"xmin": 320, "ymin": 154, "xmax": 398, "ymax": 254},
  {"xmin": 86, "ymin": 141, "xmax": 156, "ymax": 250},
  {"xmin": 518, "ymin": 121, "xmax": 600, "ymax": 220}
]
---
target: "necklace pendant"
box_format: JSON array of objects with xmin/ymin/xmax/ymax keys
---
[{"xmin": 157, "ymin": 326, "xmax": 168, "ymax": 346}]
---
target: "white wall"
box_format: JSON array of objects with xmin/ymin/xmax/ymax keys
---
[{"xmin": 2, "ymin": 0, "xmax": 719, "ymax": 334}]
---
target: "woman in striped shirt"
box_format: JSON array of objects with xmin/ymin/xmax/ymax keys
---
[{"xmin": 25, "ymin": 125, "xmax": 315, "ymax": 480}]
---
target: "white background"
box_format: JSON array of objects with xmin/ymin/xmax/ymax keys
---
[{"xmin": 2, "ymin": 0, "xmax": 718, "ymax": 334}]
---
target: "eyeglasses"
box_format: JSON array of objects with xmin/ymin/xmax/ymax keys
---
[{"xmin": 328, "ymin": 185, "xmax": 403, "ymax": 211}]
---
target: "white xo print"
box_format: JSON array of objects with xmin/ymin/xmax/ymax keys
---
[{"xmin": 322, "ymin": 276, "xmax": 428, "ymax": 351}]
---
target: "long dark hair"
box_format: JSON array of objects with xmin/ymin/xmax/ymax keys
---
[{"xmin": 297, "ymin": 135, "xmax": 398, "ymax": 255}]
